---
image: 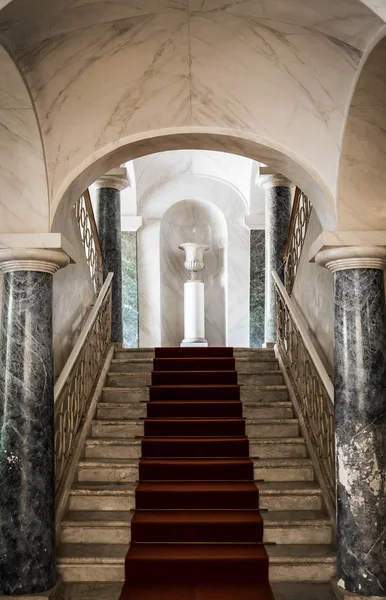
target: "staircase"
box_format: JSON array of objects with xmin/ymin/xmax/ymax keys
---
[{"xmin": 57, "ymin": 346, "xmax": 335, "ymax": 589}]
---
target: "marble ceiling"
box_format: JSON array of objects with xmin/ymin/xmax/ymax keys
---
[{"xmin": 0, "ymin": 0, "xmax": 383, "ymax": 53}]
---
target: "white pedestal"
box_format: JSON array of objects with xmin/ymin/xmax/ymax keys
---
[{"xmin": 181, "ymin": 280, "xmax": 208, "ymax": 346}]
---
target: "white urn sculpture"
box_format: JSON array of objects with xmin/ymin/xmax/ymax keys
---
[
  {"xmin": 179, "ymin": 243, "xmax": 210, "ymax": 281},
  {"xmin": 179, "ymin": 243, "xmax": 210, "ymax": 346}
]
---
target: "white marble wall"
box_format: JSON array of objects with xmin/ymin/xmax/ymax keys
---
[
  {"xmin": 292, "ymin": 211, "xmax": 334, "ymax": 374},
  {"xmin": 1, "ymin": 0, "xmax": 383, "ymax": 232},
  {"xmin": 0, "ymin": 46, "xmax": 49, "ymax": 233}
]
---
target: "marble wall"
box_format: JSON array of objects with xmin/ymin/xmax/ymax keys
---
[
  {"xmin": 0, "ymin": 45, "xmax": 49, "ymax": 233},
  {"xmin": 52, "ymin": 209, "xmax": 95, "ymax": 378},
  {"xmin": 160, "ymin": 200, "xmax": 227, "ymax": 347},
  {"xmin": 136, "ymin": 166, "xmax": 250, "ymax": 348},
  {"xmin": 292, "ymin": 211, "xmax": 334, "ymax": 374},
  {"xmin": 250, "ymin": 230, "xmax": 265, "ymax": 348},
  {"xmin": 122, "ymin": 232, "xmax": 139, "ymax": 348},
  {"xmin": 1, "ymin": 0, "xmax": 383, "ymax": 233}
]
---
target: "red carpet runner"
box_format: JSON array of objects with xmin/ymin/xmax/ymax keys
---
[{"xmin": 119, "ymin": 347, "xmax": 274, "ymax": 600}]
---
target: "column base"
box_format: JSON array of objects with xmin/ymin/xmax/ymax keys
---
[
  {"xmin": 180, "ymin": 339, "xmax": 208, "ymax": 347},
  {"xmin": 0, "ymin": 579, "xmax": 62, "ymax": 600},
  {"xmin": 331, "ymin": 579, "xmax": 385, "ymax": 600},
  {"xmin": 263, "ymin": 342, "xmax": 275, "ymax": 349}
]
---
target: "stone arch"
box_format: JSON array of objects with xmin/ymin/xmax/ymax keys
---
[
  {"xmin": 52, "ymin": 129, "xmax": 336, "ymax": 233},
  {"xmin": 337, "ymin": 31, "xmax": 386, "ymax": 230}
]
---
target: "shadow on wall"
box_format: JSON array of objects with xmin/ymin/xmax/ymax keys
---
[{"xmin": 160, "ymin": 199, "xmax": 227, "ymax": 347}]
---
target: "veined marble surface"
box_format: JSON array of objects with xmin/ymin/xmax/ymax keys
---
[
  {"xmin": 137, "ymin": 172, "xmax": 250, "ymax": 347},
  {"xmin": 338, "ymin": 37, "xmax": 386, "ymax": 231},
  {"xmin": 122, "ymin": 231, "xmax": 139, "ymax": 348},
  {"xmin": 250, "ymin": 229, "xmax": 265, "ymax": 347},
  {"xmin": 334, "ymin": 268, "xmax": 386, "ymax": 596},
  {"xmin": 0, "ymin": 271, "xmax": 56, "ymax": 594},
  {"xmin": 0, "ymin": 0, "xmax": 381, "ymax": 232},
  {"xmin": 0, "ymin": 46, "xmax": 49, "ymax": 233}
]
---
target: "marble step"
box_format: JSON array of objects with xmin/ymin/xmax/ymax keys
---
[
  {"xmin": 106, "ymin": 371, "xmax": 284, "ymax": 388},
  {"xmin": 69, "ymin": 482, "xmax": 324, "ymax": 513},
  {"xmin": 96, "ymin": 401, "xmax": 294, "ymax": 421},
  {"xmin": 90, "ymin": 418, "xmax": 298, "ymax": 439},
  {"xmin": 115, "ymin": 349, "xmax": 154, "ymax": 360},
  {"xmin": 110, "ymin": 358, "xmax": 280, "ymax": 374},
  {"xmin": 77, "ymin": 457, "xmax": 314, "ymax": 483},
  {"xmin": 60, "ymin": 509, "xmax": 331, "ymax": 546},
  {"xmin": 101, "ymin": 385, "xmax": 289, "ymax": 404},
  {"xmin": 233, "ymin": 348, "xmax": 275, "ymax": 359},
  {"xmin": 84, "ymin": 437, "xmax": 307, "ymax": 460},
  {"xmin": 56, "ymin": 543, "xmax": 336, "ymax": 582}
]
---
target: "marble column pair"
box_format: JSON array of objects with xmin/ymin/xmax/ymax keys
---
[
  {"xmin": 94, "ymin": 168, "xmax": 130, "ymax": 344},
  {"xmin": 315, "ymin": 243, "xmax": 386, "ymax": 598},
  {"xmin": 258, "ymin": 169, "xmax": 293, "ymax": 345},
  {"xmin": 0, "ymin": 246, "xmax": 70, "ymax": 595}
]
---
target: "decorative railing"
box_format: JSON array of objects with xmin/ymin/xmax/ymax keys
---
[
  {"xmin": 76, "ymin": 189, "xmax": 104, "ymax": 295},
  {"xmin": 54, "ymin": 273, "xmax": 113, "ymax": 494},
  {"xmin": 273, "ymin": 271, "xmax": 335, "ymax": 509},
  {"xmin": 283, "ymin": 187, "xmax": 312, "ymax": 295}
]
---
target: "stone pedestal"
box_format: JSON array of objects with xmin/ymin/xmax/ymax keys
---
[
  {"xmin": 181, "ymin": 280, "xmax": 208, "ymax": 346},
  {"xmin": 94, "ymin": 167, "xmax": 130, "ymax": 343},
  {"xmin": 257, "ymin": 169, "xmax": 293, "ymax": 345},
  {"xmin": 0, "ymin": 248, "xmax": 70, "ymax": 595},
  {"xmin": 179, "ymin": 243, "xmax": 209, "ymax": 347},
  {"xmin": 316, "ymin": 244, "xmax": 386, "ymax": 598}
]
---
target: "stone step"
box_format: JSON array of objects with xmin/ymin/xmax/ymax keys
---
[
  {"xmin": 254, "ymin": 458, "xmax": 314, "ymax": 482},
  {"xmin": 115, "ymin": 349, "xmax": 154, "ymax": 360},
  {"xmin": 97, "ymin": 402, "xmax": 148, "ymax": 420},
  {"xmin": 57, "ymin": 543, "xmax": 335, "ymax": 582},
  {"xmin": 102, "ymin": 388, "xmax": 149, "ymax": 403},
  {"xmin": 77, "ymin": 457, "xmax": 314, "ymax": 484},
  {"xmin": 107, "ymin": 373, "xmax": 151, "ymax": 388},
  {"xmin": 239, "ymin": 371, "xmax": 284, "ymax": 386},
  {"xmin": 234, "ymin": 348, "xmax": 275, "ymax": 359},
  {"xmin": 84, "ymin": 437, "xmax": 307, "ymax": 461},
  {"xmin": 96, "ymin": 401, "xmax": 294, "ymax": 421},
  {"xmin": 90, "ymin": 418, "xmax": 298, "ymax": 439},
  {"xmin": 101, "ymin": 385, "xmax": 289, "ymax": 404},
  {"xmin": 106, "ymin": 371, "xmax": 284, "ymax": 388},
  {"xmin": 250, "ymin": 438, "xmax": 307, "ymax": 459},
  {"xmin": 110, "ymin": 359, "xmax": 153, "ymax": 373},
  {"xmin": 110, "ymin": 358, "xmax": 280, "ymax": 374},
  {"xmin": 243, "ymin": 402, "xmax": 293, "ymax": 419},
  {"xmin": 246, "ymin": 419, "xmax": 299, "ymax": 438},
  {"xmin": 69, "ymin": 482, "xmax": 324, "ymax": 513},
  {"xmin": 60, "ymin": 509, "xmax": 331, "ymax": 546}
]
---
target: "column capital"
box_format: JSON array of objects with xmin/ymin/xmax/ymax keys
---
[
  {"xmin": 257, "ymin": 167, "xmax": 293, "ymax": 190},
  {"xmin": 310, "ymin": 230, "xmax": 386, "ymax": 272},
  {"xmin": 0, "ymin": 248, "xmax": 70, "ymax": 274},
  {"xmin": 315, "ymin": 246, "xmax": 386, "ymax": 273},
  {"xmin": 94, "ymin": 167, "xmax": 130, "ymax": 192}
]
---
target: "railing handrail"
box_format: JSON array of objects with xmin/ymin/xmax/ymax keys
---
[
  {"xmin": 54, "ymin": 272, "xmax": 114, "ymax": 403},
  {"xmin": 272, "ymin": 270, "xmax": 334, "ymax": 404}
]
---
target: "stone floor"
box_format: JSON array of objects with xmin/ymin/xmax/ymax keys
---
[{"xmin": 58, "ymin": 582, "xmax": 337, "ymax": 600}]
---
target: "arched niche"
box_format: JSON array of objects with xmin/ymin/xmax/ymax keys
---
[{"xmin": 160, "ymin": 199, "xmax": 228, "ymax": 347}]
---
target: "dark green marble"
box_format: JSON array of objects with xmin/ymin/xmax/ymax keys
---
[
  {"xmin": 250, "ymin": 230, "xmax": 265, "ymax": 347},
  {"xmin": 122, "ymin": 232, "xmax": 139, "ymax": 348}
]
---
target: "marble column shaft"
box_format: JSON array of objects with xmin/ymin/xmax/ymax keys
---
[
  {"xmin": 334, "ymin": 267, "xmax": 386, "ymax": 597},
  {"xmin": 95, "ymin": 186, "xmax": 123, "ymax": 343},
  {"xmin": 250, "ymin": 229, "xmax": 265, "ymax": 347},
  {"xmin": 0, "ymin": 271, "xmax": 56, "ymax": 595},
  {"xmin": 263, "ymin": 182, "xmax": 292, "ymax": 344}
]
